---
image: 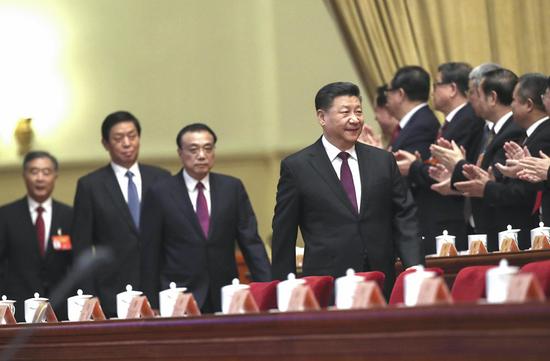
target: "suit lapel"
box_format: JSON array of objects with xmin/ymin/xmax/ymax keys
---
[
  {"xmin": 101, "ymin": 166, "xmax": 138, "ymax": 234},
  {"xmin": 356, "ymin": 145, "xmax": 372, "ymax": 219},
  {"xmin": 208, "ymin": 174, "xmax": 221, "ymax": 240},
  {"xmin": 17, "ymin": 198, "xmax": 43, "ymax": 261},
  {"xmin": 170, "ymin": 174, "xmax": 206, "ymax": 239},
  {"xmin": 307, "ymin": 139, "xmax": 357, "ymax": 216}
]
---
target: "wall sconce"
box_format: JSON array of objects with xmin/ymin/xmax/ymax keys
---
[{"xmin": 14, "ymin": 117, "xmax": 34, "ymax": 156}]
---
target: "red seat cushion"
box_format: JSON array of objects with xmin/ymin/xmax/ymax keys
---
[
  {"xmin": 355, "ymin": 271, "xmax": 386, "ymax": 290},
  {"xmin": 451, "ymin": 265, "xmax": 494, "ymax": 302},
  {"xmin": 249, "ymin": 280, "xmax": 280, "ymax": 311},
  {"xmin": 521, "ymin": 260, "xmax": 550, "ymax": 297},
  {"xmin": 300, "ymin": 276, "xmax": 334, "ymax": 308},
  {"xmin": 389, "ymin": 267, "xmax": 444, "ymax": 305}
]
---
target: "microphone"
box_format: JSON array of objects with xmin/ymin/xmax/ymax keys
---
[{"xmin": 0, "ymin": 246, "xmax": 114, "ymax": 361}]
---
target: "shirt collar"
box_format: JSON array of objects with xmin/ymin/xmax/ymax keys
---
[
  {"xmin": 445, "ymin": 102, "xmax": 467, "ymax": 123},
  {"xmin": 183, "ymin": 169, "xmax": 210, "ymax": 191},
  {"xmin": 493, "ymin": 111, "xmax": 513, "ymax": 134},
  {"xmin": 27, "ymin": 196, "xmax": 52, "ymax": 212},
  {"xmin": 321, "ymin": 135, "xmax": 357, "ymax": 162},
  {"xmin": 110, "ymin": 161, "xmax": 140, "ymax": 177},
  {"xmin": 399, "ymin": 103, "xmax": 428, "ymax": 129},
  {"xmin": 526, "ymin": 116, "xmax": 550, "ymax": 138}
]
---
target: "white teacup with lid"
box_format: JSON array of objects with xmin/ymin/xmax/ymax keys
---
[
  {"xmin": 221, "ymin": 278, "xmax": 250, "ymax": 314},
  {"xmin": 116, "ymin": 284, "xmax": 143, "ymax": 319},
  {"xmin": 486, "ymin": 259, "xmax": 519, "ymax": 303},
  {"xmin": 468, "ymin": 234, "xmax": 488, "ymax": 249},
  {"xmin": 67, "ymin": 289, "xmax": 93, "ymax": 321},
  {"xmin": 0, "ymin": 295, "xmax": 16, "ymax": 322},
  {"xmin": 277, "ymin": 273, "xmax": 306, "ymax": 312},
  {"xmin": 530, "ymin": 222, "xmax": 550, "ymax": 248},
  {"xmin": 498, "ymin": 225, "xmax": 520, "ymax": 249},
  {"xmin": 435, "ymin": 230, "xmax": 456, "ymax": 255},
  {"xmin": 24, "ymin": 292, "xmax": 49, "ymax": 323},
  {"xmin": 335, "ymin": 268, "xmax": 364, "ymax": 309},
  {"xmin": 403, "ymin": 266, "xmax": 436, "ymax": 306},
  {"xmin": 159, "ymin": 282, "xmax": 187, "ymax": 317}
]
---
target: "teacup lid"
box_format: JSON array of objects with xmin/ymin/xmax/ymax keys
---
[
  {"xmin": 25, "ymin": 292, "xmax": 49, "ymax": 302},
  {"xmin": 436, "ymin": 229, "xmax": 455, "ymax": 240},
  {"xmin": 499, "ymin": 224, "xmax": 520, "ymax": 235},
  {"xmin": 0, "ymin": 295, "xmax": 15, "ymax": 303},
  {"xmin": 160, "ymin": 282, "xmax": 187, "ymax": 295},
  {"xmin": 405, "ymin": 265, "xmax": 436, "ymax": 278},
  {"xmin": 532, "ymin": 222, "xmax": 550, "ymax": 233},
  {"xmin": 280, "ymin": 273, "xmax": 306, "ymax": 286},
  {"xmin": 68, "ymin": 289, "xmax": 92, "ymax": 300},
  {"xmin": 488, "ymin": 259, "xmax": 519, "ymax": 275},
  {"xmin": 117, "ymin": 284, "xmax": 142, "ymax": 296},
  {"xmin": 222, "ymin": 278, "xmax": 249, "ymax": 291},
  {"xmin": 337, "ymin": 268, "xmax": 364, "ymax": 282}
]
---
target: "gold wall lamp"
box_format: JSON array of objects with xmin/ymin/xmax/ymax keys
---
[{"xmin": 14, "ymin": 117, "xmax": 34, "ymax": 156}]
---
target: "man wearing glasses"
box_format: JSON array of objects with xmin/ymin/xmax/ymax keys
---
[
  {"xmin": 0, "ymin": 151, "xmax": 73, "ymax": 321},
  {"xmin": 140, "ymin": 123, "xmax": 271, "ymax": 313},
  {"xmin": 72, "ymin": 111, "xmax": 170, "ymax": 317}
]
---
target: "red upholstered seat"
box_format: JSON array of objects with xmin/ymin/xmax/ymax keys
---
[
  {"xmin": 300, "ymin": 276, "xmax": 335, "ymax": 308},
  {"xmin": 249, "ymin": 280, "xmax": 280, "ymax": 311},
  {"xmin": 389, "ymin": 267, "xmax": 444, "ymax": 305},
  {"xmin": 355, "ymin": 271, "xmax": 386, "ymax": 290},
  {"xmin": 451, "ymin": 265, "xmax": 494, "ymax": 302},
  {"xmin": 521, "ymin": 260, "xmax": 550, "ymax": 297}
]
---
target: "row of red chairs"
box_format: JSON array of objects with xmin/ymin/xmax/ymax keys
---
[{"xmin": 249, "ymin": 260, "xmax": 550, "ymax": 310}]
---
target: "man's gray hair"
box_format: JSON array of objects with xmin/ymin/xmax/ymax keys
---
[{"xmin": 469, "ymin": 63, "xmax": 501, "ymax": 86}]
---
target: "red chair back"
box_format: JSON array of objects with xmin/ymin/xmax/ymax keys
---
[
  {"xmin": 249, "ymin": 280, "xmax": 280, "ymax": 311},
  {"xmin": 521, "ymin": 260, "xmax": 550, "ymax": 297},
  {"xmin": 355, "ymin": 271, "xmax": 386, "ymax": 290},
  {"xmin": 389, "ymin": 267, "xmax": 444, "ymax": 305},
  {"xmin": 451, "ymin": 265, "xmax": 494, "ymax": 302},
  {"xmin": 300, "ymin": 276, "xmax": 334, "ymax": 308}
]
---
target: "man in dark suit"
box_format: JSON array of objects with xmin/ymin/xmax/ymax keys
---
[
  {"xmin": 384, "ymin": 66, "xmax": 440, "ymax": 253},
  {"xmin": 397, "ymin": 63, "xmax": 485, "ymax": 252},
  {"xmin": 0, "ymin": 151, "xmax": 72, "ymax": 321},
  {"xmin": 271, "ymin": 82, "xmax": 423, "ymax": 297},
  {"xmin": 140, "ymin": 123, "xmax": 271, "ymax": 313},
  {"xmin": 72, "ymin": 111, "xmax": 170, "ymax": 317},
  {"xmin": 438, "ymin": 69, "xmax": 526, "ymax": 249}
]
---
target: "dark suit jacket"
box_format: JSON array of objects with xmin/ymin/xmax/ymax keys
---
[
  {"xmin": 408, "ymin": 103, "xmax": 485, "ymax": 252},
  {"xmin": 71, "ymin": 163, "xmax": 170, "ymax": 317},
  {"xmin": 271, "ymin": 138, "xmax": 423, "ymax": 297},
  {"xmin": 140, "ymin": 172, "xmax": 271, "ymax": 312},
  {"xmin": 451, "ymin": 115, "xmax": 525, "ymax": 250},
  {"xmin": 0, "ymin": 198, "xmax": 73, "ymax": 322}
]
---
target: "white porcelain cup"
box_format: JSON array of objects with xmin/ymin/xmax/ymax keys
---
[
  {"xmin": 221, "ymin": 278, "xmax": 250, "ymax": 314},
  {"xmin": 159, "ymin": 282, "xmax": 187, "ymax": 317},
  {"xmin": 403, "ymin": 267, "xmax": 436, "ymax": 306},
  {"xmin": 435, "ymin": 235, "xmax": 456, "ymax": 255},
  {"xmin": 498, "ymin": 226, "xmax": 520, "ymax": 250},
  {"xmin": 67, "ymin": 289, "xmax": 93, "ymax": 321},
  {"xmin": 335, "ymin": 269, "xmax": 364, "ymax": 309},
  {"xmin": 116, "ymin": 285, "xmax": 143, "ymax": 319},
  {"xmin": 24, "ymin": 293, "xmax": 49, "ymax": 323},
  {"xmin": 486, "ymin": 259, "xmax": 518, "ymax": 303},
  {"xmin": 276, "ymin": 273, "xmax": 306, "ymax": 312},
  {"xmin": 0, "ymin": 295, "xmax": 16, "ymax": 323},
  {"xmin": 530, "ymin": 222, "xmax": 550, "ymax": 248},
  {"xmin": 468, "ymin": 234, "xmax": 488, "ymax": 249}
]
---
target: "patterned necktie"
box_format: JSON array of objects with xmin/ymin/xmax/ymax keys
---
[
  {"xmin": 35, "ymin": 206, "xmax": 45, "ymax": 256},
  {"xmin": 196, "ymin": 182, "xmax": 210, "ymax": 237},
  {"xmin": 126, "ymin": 171, "xmax": 140, "ymax": 228},
  {"xmin": 338, "ymin": 152, "xmax": 358, "ymax": 214}
]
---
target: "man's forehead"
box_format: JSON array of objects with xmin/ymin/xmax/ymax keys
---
[{"xmin": 332, "ymin": 95, "xmax": 362, "ymax": 107}]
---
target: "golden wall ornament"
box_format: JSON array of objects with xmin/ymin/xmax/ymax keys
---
[{"xmin": 14, "ymin": 118, "xmax": 34, "ymax": 156}]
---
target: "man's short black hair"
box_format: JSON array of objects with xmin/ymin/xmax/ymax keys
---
[
  {"xmin": 176, "ymin": 123, "xmax": 218, "ymax": 149},
  {"xmin": 23, "ymin": 151, "xmax": 59, "ymax": 171},
  {"xmin": 375, "ymin": 84, "xmax": 388, "ymax": 107},
  {"xmin": 516, "ymin": 73, "xmax": 547, "ymax": 112},
  {"xmin": 438, "ymin": 62, "xmax": 472, "ymax": 96},
  {"xmin": 101, "ymin": 111, "xmax": 141, "ymax": 141},
  {"xmin": 315, "ymin": 82, "xmax": 362, "ymax": 111},
  {"xmin": 480, "ymin": 68, "xmax": 518, "ymax": 106},
  {"xmin": 389, "ymin": 65, "xmax": 430, "ymax": 102}
]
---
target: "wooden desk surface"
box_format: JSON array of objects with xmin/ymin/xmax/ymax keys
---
[{"xmin": 1, "ymin": 302, "xmax": 549, "ymax": 360}]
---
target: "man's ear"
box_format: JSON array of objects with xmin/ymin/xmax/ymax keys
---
[
  {"xmin": 525, "ymin": 98, "xmax": 535, "ymax": 113},
  {"xmin": 317, "ymin": 109, "xmax": 326, "ymax": 126},
  {"xmin": 101, "ymin": 138, "xmax": 109, "ymax": 151}
]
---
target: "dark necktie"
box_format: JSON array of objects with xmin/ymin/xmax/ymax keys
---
[
  {"xmin": 437, "ymin": 120, "xmax": 449, "ymax": 139},
  {"xmin": 196, "ymin": 182, "xmax": 210, "ymax": 237},
  {"xmin": 390, "ymin": 125, "xmax": 401, "ymax": 145},
  {"xmin": 126, "ymin": 171, "xmax": 140, "ymax": 228},
  {"xmin": 35, "ymin": 206, "xmax": 45, "ymax": 256},
  {"xmin": 338, "ymin": 152, "xmax": 358, "ymax": 214}
]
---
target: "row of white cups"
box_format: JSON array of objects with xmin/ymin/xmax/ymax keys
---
[{"xmin": 434, "ymin": 223, "xmax": 550, "ymax": 255}]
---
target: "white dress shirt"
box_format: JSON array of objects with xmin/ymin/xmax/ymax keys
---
[
  {"xmin": 322, "ymin": 136, "xmax": 362, "ymax": 212},
  {"xmin": 446, "ymin": 102, "xmax": 467, "ymax": 123},
  {"xmin": 526, "ymin": 116, "xmax": 549, "ymax": 138},
  {"xmin": 493, "ymin": 111, "xmax": 513, "ymax": 135},
  {"xmin": 183, "ymin": 169, "xmax": 211, "ymax": 215},
  {"xmin": 399, "ymin": 103, "xmax": 428, "ymax": 129},
  {"xmin": 111, "ymin": 162, "xmax": 142, "ymax": 202},
  {"xmin": 28, "ymin": 196, "xmax": 52, "ymax": 248}
]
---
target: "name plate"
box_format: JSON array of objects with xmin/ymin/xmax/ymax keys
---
[
  {"xmin": 33, "ymin": 302, "xmax": 58, "ymax": 323},
  {"xmin": 468, "ymin": 240, "xmax": 488, "ymax": 255},
  {"xmin": 172, "ymin": 293, "xmax": 201, "ymax": 317},
  {"xmin": 287, "ymin": 284, "xmax": 320, "ymax": 312},
  {"xmin": 438, "ymin": 242, "xmax": 458, "ymax": 257},
  {"xmin": 500, "ymin": 238, "xmax": 519, "ymax": 253},
  {"xmin": 350, "ymin": 281, "xmax": 386, "ymax": 309},
  {"xmin": 0, "ymin": 305, "xmax": 16, "ymax": 325},
  {"xmin": 79, "ymin": 297, "xmax": 106, "ymax": 321},
  {"xmin": 416, "ymin": 277, "xmax": 453, "ymax": 305},
  {"xmin": 506, "ymin": 273, "xmax": 545, "ymax": 303},
  {"xmin": 532, "ymin": 235, "xmax": 550, "ymax": 250},
  {"xmin": 227, "ymin": 289, "xmax": 259, "ymax": 314},
  {"xmin": 126, "ymin": 296, "xmax": 155, "ymax": 319}
]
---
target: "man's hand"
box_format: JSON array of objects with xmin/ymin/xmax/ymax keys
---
[
  {"xmin": 428, "ymin": 163, "xmax": 451, "ymax": 183},
  {"xmin": 494, "ymin": 159, "xmax": 521, "ymax": 179},
  {"xmin": 454, "ymin": 164, "xmax": 491, "ymax": 197},
  {"xmin": 394, "ymin": 150, "xmax": 420, "ymax": 176},
  {"xmin": 430, "ymin": 140, "xmax": 465, "ymax": 172},
  {"xmin": 503, "ymin": 141, "xmax": 530, "ymax": 160},
  {"xmin": 357, "ymin": 124, "xmax": 383, "ymax": 149},
  {"xmin": 431, "ymin": 178, "xmax": 461, "ymax": 196},
  {"xmin": 517, "ymin": 151, "xmax": 550, "ymax": 183}
]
